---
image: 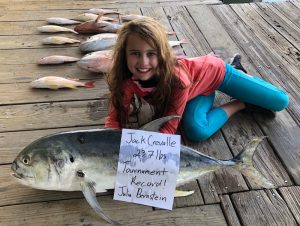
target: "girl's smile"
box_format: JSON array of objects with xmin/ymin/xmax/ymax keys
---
[{"xmin": 126, "ymin": 34, "xmax": 158, "ymax": 81}]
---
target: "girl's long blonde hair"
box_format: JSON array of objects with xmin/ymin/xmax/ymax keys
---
[{"xmin": 107, "ymin": 17, "xmax": 182, "ymax": 126}]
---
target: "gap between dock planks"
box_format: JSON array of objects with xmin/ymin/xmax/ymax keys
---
[
  {"xmin": 230, "ymin": 189, "xmax": 298, "ymax": 226},
  {"xmin": 185, "ymin": 5, "xmax": 292, "ymax": 188},
  {"xmin": 0, "ymin": 196, "xmax": 227, "ymax": 226},
  {"xmin": 0, "ymin": 99, "xmax": 108, "ymax": 132},
  {"xmin": 0, "ymin": 0, "xmax": 222, "ymax": 11},
  {"xmin": 212, "ymin": 4, "xmax": 300, "ymax": 125},
  {"xmin": 279, "ymin": 186, "xmax": 300, "ymax": 225}
]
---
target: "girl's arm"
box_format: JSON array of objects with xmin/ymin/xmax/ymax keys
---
[{"xmin": 105, "ymin": 103, "xmax": 121, "ymax": 129}]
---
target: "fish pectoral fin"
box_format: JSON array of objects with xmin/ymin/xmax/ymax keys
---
[
  {"xmin": 80, "ymin": 181, "xmax": 126, "ymax": 226},
  {"xmin": 174, "ymin": 190, "xmax": 194, "ymax": 197}
]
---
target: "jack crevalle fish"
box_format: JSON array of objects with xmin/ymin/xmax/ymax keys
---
[
  {"xmin": 11, "ymin": 116, "xmax": 274, "ymax": 226},
  {"xmin": 79, "ymin": 33, "xmax": 117, "ymax": 52},
  {"xmin": 77, "ymin": 50, "xmax": 113, "ymax": 73}
]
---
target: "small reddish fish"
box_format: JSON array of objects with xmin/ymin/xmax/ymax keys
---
[
  {"xmin": 46, "ymin": 17, "xmax": 81, "ymax": 25},
  {"xmin": 77, "ymin": 50, "xmax": 113, "ymax": 73},
  {"xmin": 86, "ymin": 8, "xmax": 120, "ymax": 15},
  {"xmin": 37, "ymin": 55, "xmax": 80, "ymax": 65},
  {"xmin": 121, "ymin": 14, "xmax": 149, "ymax": 22},
  {"xmin": 42, "ymin": 36, "xmax": 81, "ymax": 45},
  {"xmin": 31, "ymin": 76, "xmax": 95, "ymax": 90},
  {"xmin": 37, "ymin": 25, "xmax": 78, "ymax": 34}
]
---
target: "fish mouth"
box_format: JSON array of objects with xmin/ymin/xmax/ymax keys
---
[{"xmin": 11, "ymin": 173, "xmax": 23, "ymax": 179}]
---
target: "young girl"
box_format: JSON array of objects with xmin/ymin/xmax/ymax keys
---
[{"xmin": 105, "ymin": 17, "xmax": 289, "ymax": 142}]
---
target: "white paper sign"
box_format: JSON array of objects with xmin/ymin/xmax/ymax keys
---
[{"xmin": 114, "ymin": 129, "xmax": 180, "ymax": 210}]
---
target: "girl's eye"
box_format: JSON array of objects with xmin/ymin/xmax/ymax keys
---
[
  {"xmin": 131, "ymin": 52, "xmax": 140, "ymax": 56},
  {"xmin": 147, "ymin": 52, "xmax": 156, "ymax": 57}
]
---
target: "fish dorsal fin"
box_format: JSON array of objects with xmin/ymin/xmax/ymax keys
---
[
  {"xmin": 96, "ymin": 15, "xmax": 102, "ymax": 23},
  {"xmin": 80, "ymin": 179, "xmax": 126, "ymax": 226},
  {"xmin": 140, "ymin": 115, "xmax": 181, "ymax": 132}
]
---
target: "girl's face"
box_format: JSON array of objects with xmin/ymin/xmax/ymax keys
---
[{"xmin": 126, "ymin": 33, "xmax": 158, "ymax": 81}]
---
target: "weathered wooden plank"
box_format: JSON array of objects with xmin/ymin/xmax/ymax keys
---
[
  {"xmin": 0, "ymin": 126, "xmax": 100, "ymax": 164},
  {"xmin": 0, "ymin": 79, "xmax": 108, "ymax": 105},
  {"xmin": 231, "ymin": 190, "xmax": 298, "ymax": 226},
  {"xmin": 186, "ymin": 5, "xmax": 244, "ymax": 65},
  {"xmin": 186, "ymin": 5, "xmax": 291, "ymax": 187},
  {"xmin": 0, "ymin": 0, "xmax": 221, "ymax": 11},
  {"xmin": 290, "ymin": 0, "xmax": 300, "ymax": 10},
  {"xmin": 0, "ymin": 64, "xmax": 100, "ymax": 84},
  {"xmin": 212, "ymin": 4, "xmax": 300, "ymax": 126},
  {"xmin": 0, "ymin": 34, "xmax": 87, "ymax": 49},
  {"xmin": 231, "ymin": 3, "xmax": 300, "ymax": 86},
  {"xmin": 255, "ymin": 110, "xmax": 300, "ymax": 184},
  {"xmin": 279, "ymin": 186, "xmax": 300, "ymax": 225},
  {"xmin": 1, "ymin": 47, "xmax": 83, "ymax": 65},
  {"xmin": 184, "ymin": 132, "xmax": 248, "ymax": 203},
  {"xmin": 0, "ymin": 20, "xmax": 84, "ymax": 35},
  {"xmin": 272, "ymin": 2, "xmax": 300, "ymax": 28},
  {"xmin": 0, "ymin": 9, "xmax": 120, "ymax": 21},
  {"xmin": 164, "ymin": 6, "xmax": 212, "ymax": 57},
  {"xmin": 252, "ymin": 3, "xmax": 300, "ymax": 50},
  {"xmin": 221, "ymin": 112, "xmax": 293, "ymax": 188},
  {"xmin": 0, "ymin": 196, "xmax": 226, "ymax": 226},
  {"xmin": 219, "ymin": 195, "xmax": 242, "ymax": 226},
  {"xmin": 0, "ymin": 100, "xmax": 108, "ymax": 132},
  {"xmin": 0, "ymin": 194, "xmax": 153, "ymax": 226}
]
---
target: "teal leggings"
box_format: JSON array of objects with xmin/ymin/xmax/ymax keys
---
[{"xmin": 183, "ymin": 64, "xmax": 289, "ymax": 141}]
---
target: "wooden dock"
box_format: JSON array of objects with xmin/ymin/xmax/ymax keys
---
[{"xmin": 0, "ymin": 0, "xmax": 299, "ymax": 225}]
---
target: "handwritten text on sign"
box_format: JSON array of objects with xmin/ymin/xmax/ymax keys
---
[{"xmin": 114, "ymin": 129, "xmax": 180, "ymax": 210}]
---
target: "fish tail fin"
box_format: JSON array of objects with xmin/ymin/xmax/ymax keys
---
[
  {"xmin": 232, "ymin": 137, "xmax": 275, "ymax": 189},
  {"xmin": 167, "ymin": 31, "xmax": 176, "ymax": 36},
  {"xmin": 96, "ymin": 14, "xmax": 102, "ymax": 23},
  {"xmin": 84, "ymin": 81, "xmax": 95, "ymax": 88},
  {"xmin": 180, "ymin": 39, "xmax": 188, "ymax": 44}
]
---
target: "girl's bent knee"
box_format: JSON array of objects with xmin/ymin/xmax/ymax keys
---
[
  {"xmin": 184, "ymin": 122, "xmax": 213, "ymax": 142},
  {"xmin": 275, "ymin": 91, "xmax": 289, "ymax": 111}
]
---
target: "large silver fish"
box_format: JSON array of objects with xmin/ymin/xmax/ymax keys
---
[
  {"xmin": 79, "ymin": 33, "xmax": 117, "ymax": 52},
  {"xmin": 11, "ymin": 116, "xmax": 274, "ymax": 226}
]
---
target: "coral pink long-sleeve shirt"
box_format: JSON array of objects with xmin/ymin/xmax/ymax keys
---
[{"xmin": 105, "ymin": 54, "xmax": 226, "ymax": 134}]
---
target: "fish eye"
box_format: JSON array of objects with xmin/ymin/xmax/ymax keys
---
[{"xmin": 22, "ymin": 155, "xmax": 31, "ymax": 165}]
